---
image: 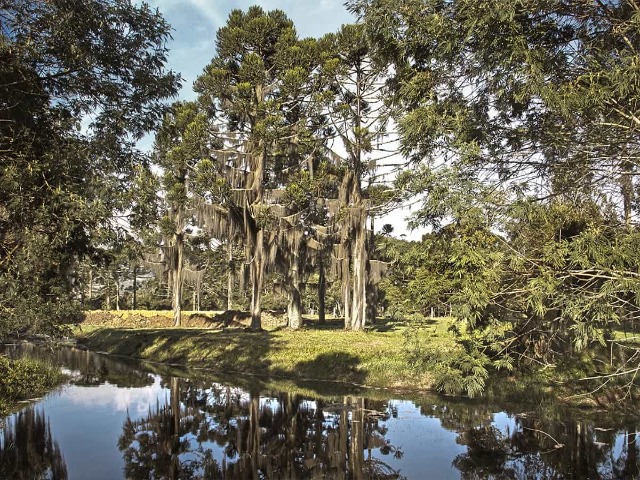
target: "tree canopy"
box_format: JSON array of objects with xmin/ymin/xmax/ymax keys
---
[
  {"xmin": 0, "ymin": 0, "xmax": 180, "ymax": 334},
  {"xmin": 349, "ymin": 0, "xmax": 640, "ymax": 386},
  {"xmin": 3, "ymin": 0, "xmax": 640, "ymax": 399}
]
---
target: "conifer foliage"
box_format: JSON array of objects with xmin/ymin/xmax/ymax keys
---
[{"xmin": 351, "ymin": 0, "xmax": 640, "ymax": 374}]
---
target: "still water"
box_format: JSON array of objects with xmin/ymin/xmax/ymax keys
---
[{"xmin": 0, "ymin": 343, "xmax": 638, "ymax": 479}]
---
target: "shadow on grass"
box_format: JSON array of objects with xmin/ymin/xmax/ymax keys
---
[
  {"xmin": 290, "ymin": 352, "xmax": 367, "ymax": 386},
  {"xmin": 80, "ymin": 328, "xmax": 280, "ymax": 379},
  {"xmin": 301, "ymin": 316, "xmax": 409, "ymax": 333},
  {"xmin": 78, "ymin": 327, "xmax": 377, "ymax": 396}
]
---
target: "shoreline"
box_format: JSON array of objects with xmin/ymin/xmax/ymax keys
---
[{"xmin": 4, "ymin": 309, "xmax": 620, "ymax": 414}]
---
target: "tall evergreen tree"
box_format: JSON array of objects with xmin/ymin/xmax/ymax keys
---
[
  {"xmin": 153, "ymin": 101, "xmax": 211, "ymax": 326},
  {"xmin": 195, "ymin": 7, "xmax": 331, "ymax": 329},
  {"xmin": 320, "ymin": 24, "xmax": 391, "ymax": 330}
]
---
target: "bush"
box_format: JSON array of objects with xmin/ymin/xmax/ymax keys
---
[
  {"xmin": 402, "ymin": 324, "xmax": 495, "ymax": 397},
  {"xmin": 0, "ymin": 356, "xmax": 64, "ymax": 416}
]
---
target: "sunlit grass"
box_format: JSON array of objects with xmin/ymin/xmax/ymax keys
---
[
  {"xmin": 76, "ymin": 314, "xmax": 461, "ymax": 392},
  {"xmin": 84, "ymin": 309, "xmax": 223, "ymax": 318}
]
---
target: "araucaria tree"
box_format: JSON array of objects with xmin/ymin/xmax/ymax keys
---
[
  {"xmin": 194, "ymin": 7, "xmax": 329, "ymax": 330},
  {"xmin": 321, "ymin": 24, "xmax": 390, "ymax": 330},
  {"xmin": 153, "ymin": 101, "xmax": 211, "ymax": 326},
  {"xmin": 0, "ymin": 0, "xmax": 179, "ymax": 336}
]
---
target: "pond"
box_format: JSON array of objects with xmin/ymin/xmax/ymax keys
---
[{"xmin": 0, "ymin": 343, "xmax": 638, "ymax": 479}]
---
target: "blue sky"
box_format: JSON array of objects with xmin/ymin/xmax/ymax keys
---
[{"xmin": 139, "ymin": 0, "xmax": 354, "ymax": 100}]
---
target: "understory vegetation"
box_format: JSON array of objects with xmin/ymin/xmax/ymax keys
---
[
  {"xmin": 73, "ymin": 311, "xmax": 639, "ymax": 407},
  {"xmin": 0, "ymin": 356, "xmax": 65, "ymax": 417}
]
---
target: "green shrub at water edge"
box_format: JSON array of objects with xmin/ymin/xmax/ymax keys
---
[
  {"xmin": 0, "ymin": 356, "xmax": 64, "ymax": 416},
  {"xmin": 402, "ymin": 320, "xmax": 514, "ymax": 398}
]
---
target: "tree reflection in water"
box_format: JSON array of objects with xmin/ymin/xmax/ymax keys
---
[
  {"xmin": 2, "ymin": 343, "xmax": 155, "ymax": 388},
  {"xmin": 118, "ymin": 377, "xmax": 406, "ymax": 479},
  {"xmin": 3, "ymin": 344, "xmax": 640, "ymax": 479},
  {"xmin": 0, "ymin": 407, "xmax": 67, "ymax": 480},
  {"xmin": 436, "ymin": 402, "xmax": 640, "ymax": 480}
]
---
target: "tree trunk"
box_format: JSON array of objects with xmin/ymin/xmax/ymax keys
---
[
  {"xmin": 624, "ymin": 426, "xmax": 638, "ymax": 478},
  {"xmin": 338, "ymin": 397, "xmax": 348, "ymax": 475},
  {"xmin": 248, "ymin": 118, "xmax": 266, "ymax": 330},
  {"xmin": 132, "ymin": 265, "xmax": 137, "ymax": 310},
  {"xmin": 227, "ymin": 239, "xmax": 233, "ymax": 311},
  {"xmin": 351, "ymin": 211, "xmax": 367, "ymax": 331},
  {"xmin": 365, "ymin": 219, "xmax": 377, "ymax": 324},
  {"xmin": 318, "ymin": 255, "xmax": 326, "ymax": 324},
  {"xmin": 250, "ymin": 229, "xmax": 264, "ymax": 330},
  {"xmin": 170, "ymin": 377, "xmax": 180, "ymax": 480},
  {"xmin": 105, "ymin": 278, "xmax": 111, "ymax": 310},
  {"xmin": 350, "ymin": 397, "xmax": 365, "ymax": 480},
  {"xmin": 343, "ymin": 261, "xmax": 352, "ymax": 330},
  {"xmin": 172, "ymin": 233, "xmax": 184, "ymax": 327},
  {"xmin": 248, "ymin": 393, "xmax": 261, "ymax": 477},
  {"xmin": 88, "ymin": 269, "xmax": 93, "ymax": 303},
  {"xmin": 366, "ymin": 276, "xmax": 377, "ymax": 324},
  {"xmin": 287, "ymin": 251, "xmax": 303, "ymax": 329},
  {"xmin": 115, "ymin": 277, "xmax": 120, "ymax": 311}
]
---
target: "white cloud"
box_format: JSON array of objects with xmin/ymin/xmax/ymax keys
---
[
  {"xmin": 184, "ymin": 0, "xmax": 226, "ymax": 27},
  {"xmin": 65, "ymin": 377, "xmax": 168, "ymax": 416}
]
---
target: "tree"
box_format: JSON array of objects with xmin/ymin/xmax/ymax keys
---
[
  {"xmin": 350, "ymin": 0, "xmax": 640, "ymax": 371},
  {"xmin": 0, "ymin": 408, "xmax": 67, "ymax": 479},
  {"xmin": 195, "ymin": 7, "xmax": 331, "ymax": 330},
  {"xmin": 153, "ymin": 101, "xmax": 211, "ymax": 326},
  {"xmin": 320, "ymin": 24, "xmax": 392, "ymax": 330},
  {"xmin": 0, "ymin": 0, "xmax": 180, "ymax": 336}
]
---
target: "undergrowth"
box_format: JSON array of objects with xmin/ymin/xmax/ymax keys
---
[
  {"xmin": 0, "ymin": 356, "xmax": 64, "ymax": 416},
  {"xmin": 402, "ymin": 317, "xmax": 514, "ymax": 397}
]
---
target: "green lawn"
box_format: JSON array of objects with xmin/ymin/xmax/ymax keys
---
[{"xmin": 75, "ymin": 314, "xmax": 460, "ymax": 393}]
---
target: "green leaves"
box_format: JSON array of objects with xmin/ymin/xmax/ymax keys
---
[{"xmin": 0, "ymin": 0, "xmax": 179, "ymax": 338}]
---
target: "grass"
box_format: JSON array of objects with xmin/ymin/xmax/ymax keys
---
[
  {"xmin": 74, "ymin": 313, "xmax": 461, "ymax": 394},
  {"xmin": 0, "ymin": 356, "xmax": 65, "ymax": 416},
  {"xmin": 84, "ymin": 309, "xmax": 222, "ymax": 318},
  {"xmin": 74, "ymin": 311, "xmax": 640, "ymax": 409}
]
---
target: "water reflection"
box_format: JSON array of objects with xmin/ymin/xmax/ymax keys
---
[
  {"xmin": 2, "ymin": 342, "xmax": 154, "ymax": 388},
  {"xmin": 118, "ymin": 378, "xmax": 405, "ymax": 479},
  {"xmin": 0, "ymin": 344, "xmax": 639, "ymax": 479},
  {"xmin": 0, "ymin": 407, "xmax": 67, "ymax": 479},
  {"xmin": 418, "ymin": 402, "xmax": 640, "ymax": 479}
]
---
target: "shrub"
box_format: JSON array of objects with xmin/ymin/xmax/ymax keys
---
[{"xmin": 0, "ymin": 356, "xmax": 63, "ymax": 416}]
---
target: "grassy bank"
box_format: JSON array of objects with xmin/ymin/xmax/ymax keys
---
[
  {"xmin": 76, "ymin": 311, "xmax": 461, "ymax": 393},
  {"xmin": 75, "ymin": 311, "xmax": 640, "ymax": 409},
  {"xmin": 0, "ymin": 355, "xmax": 65, "ymax": 416}
]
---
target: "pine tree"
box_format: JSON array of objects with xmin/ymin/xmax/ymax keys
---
[
  {"xmin": 320, "ymin": 24, "xmax": 391, "ymax": 330},
  {"xmin": 152, "ymin": 102, "xmax": 211, "ymax": 326},
  {"xmin": 194, "ymin": 7, "xmax": 331, "ymax": 329}
]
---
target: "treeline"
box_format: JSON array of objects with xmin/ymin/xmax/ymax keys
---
[
  {"xmin": 2, "ymin": 1, "xmax": 640, "ymax": 393},
  {"xmin": 71, "ymin": 7, "xmax": 394, "ymax": 331}
]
